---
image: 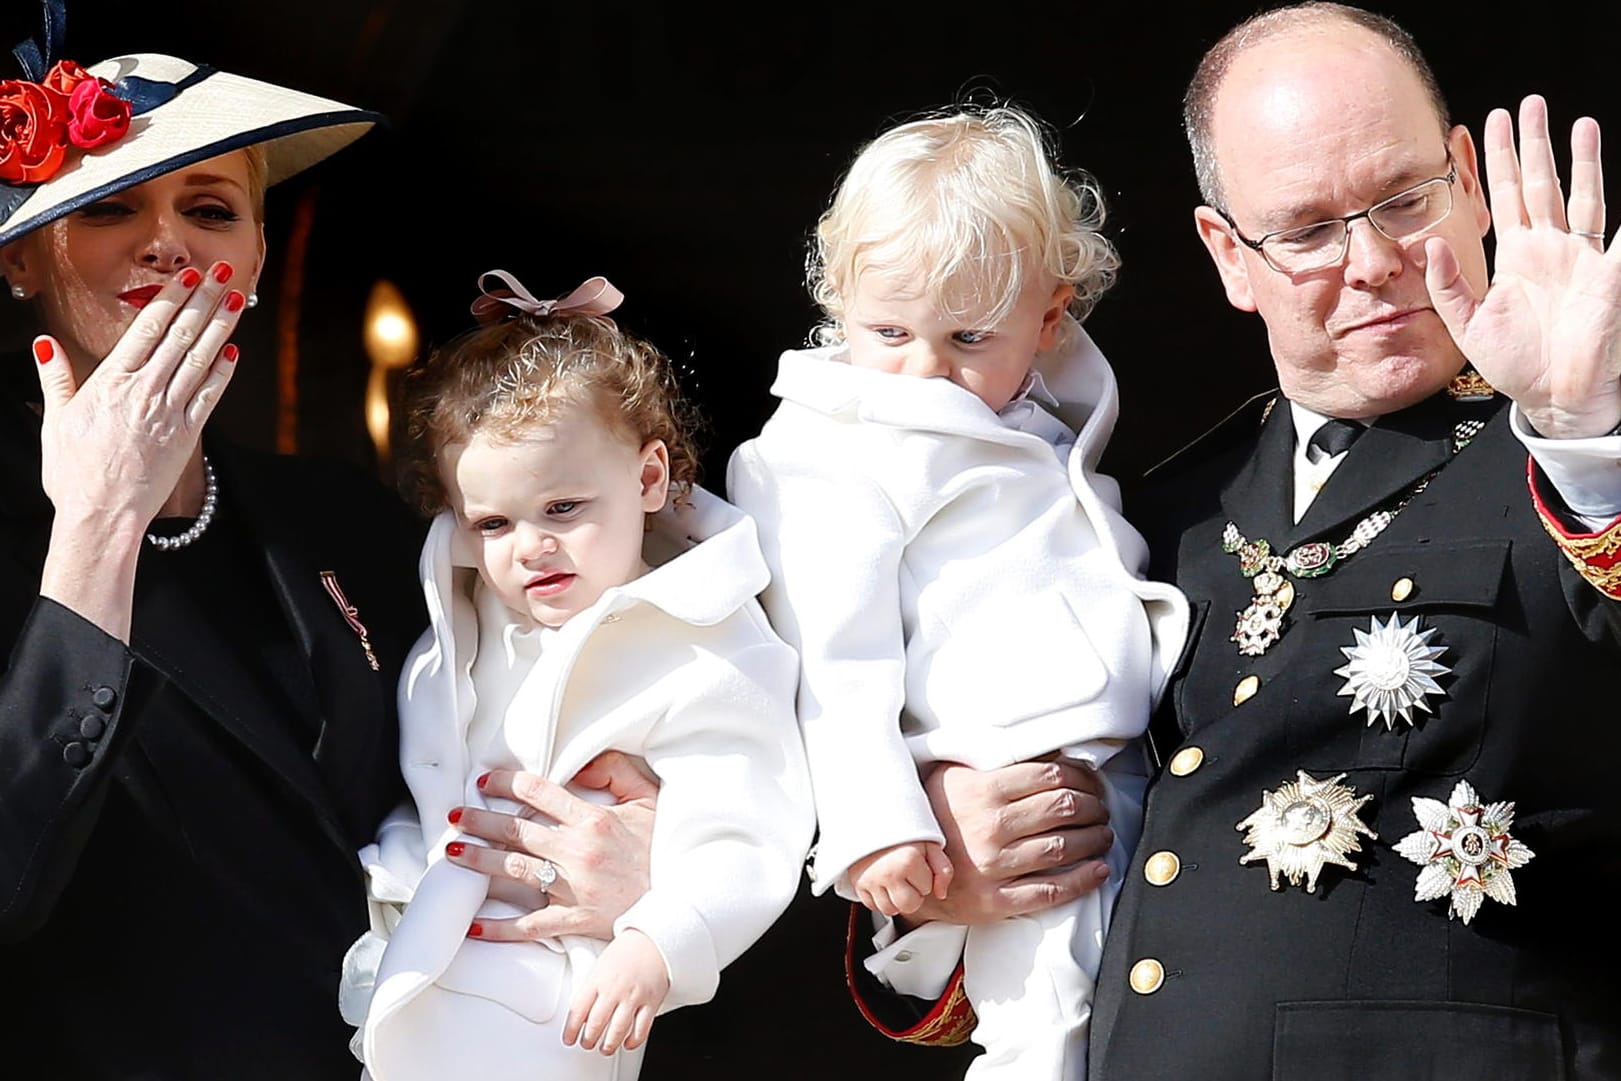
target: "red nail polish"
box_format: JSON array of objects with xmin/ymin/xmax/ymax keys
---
[
  {"xmin": 179, "ymin": 267, "xmax": 203, "ymax": 288},
  {"xmin": 32, "ymin": 339, "xmax": 51, "ymax": 364},
  {"xmin": 476, "ymin": 772, "xmax": 490, "ymax": 789},
  {"xmin": 224, "ymin": 290, "xmax": 245, "ymax": 313},
  {"xmin": 448, "ymin": 807, "xmax": 463, "ymax": 824},
  {"xmin": 212, "ymin": 262, "xmax": 234, "ymax": 284},
  {"xmin": 222, "ymin": 343, "xmax": 239, "ymax": 363},
  {"xmin": 445, "ymin": 841, "xmax": 465, "ymax": 857},
  {"xmin": 468, "ymin": 922, "xmax": 484, "ymax": 938}
]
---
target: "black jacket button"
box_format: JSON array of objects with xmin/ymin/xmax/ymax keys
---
[
  {"xmin": 91, "ymin": 686, "xmax": 117, "ymax": 712},
  {"xmin": 79, "ymin": 715, "xmax": 106, "ymax": 741},
  {"xmin": 62, "ymin": 742, "xmax": 91, "ymax": 768}
]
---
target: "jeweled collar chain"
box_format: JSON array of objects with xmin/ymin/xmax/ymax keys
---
[
  {"xmin": 1222, "ymin": 418, "xmax": 1483, "ymax": 656},
  {"xmin": 145, "ymin": 456, "xmax": 217, "ymax": 552}
]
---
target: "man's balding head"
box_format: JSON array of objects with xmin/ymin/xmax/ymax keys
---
[
  {"xmin": 1185, "ymin": 4, "xmax": 1492, "ymax": 417},
  {"xmin": 1185, "ymin": 3, "xmax": 1452, "ymax": 209}
]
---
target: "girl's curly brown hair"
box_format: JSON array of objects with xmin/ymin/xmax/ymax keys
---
[{"xmin": 397, "ymin": 312, "xmax": 703, "ymax": 517}]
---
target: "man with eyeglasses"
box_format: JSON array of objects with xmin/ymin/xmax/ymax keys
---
[
  {"xmin": 1089, "ymin": 3, "xmax": 1621, "ymax": 1077},
  {"xmin": 849, "ymin": 3, "xmax": 1621, "ymax": 1078}
]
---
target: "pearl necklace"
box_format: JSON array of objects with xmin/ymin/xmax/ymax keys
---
[{"xmin": 146, "ymin": 456, "xmax": 218, "ymax": 551}]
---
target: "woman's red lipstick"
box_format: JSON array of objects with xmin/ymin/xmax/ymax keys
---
[{"xmin": 118, "ymin": 285, "xmax": 162, "ymax": 309}]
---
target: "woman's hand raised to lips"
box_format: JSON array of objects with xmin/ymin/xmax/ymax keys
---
[
  {"xmin": 33, "ymin": 260, "xmax": 247, "ymax": 641},
  {"xmin": 33, "ymin": 260, "xmax": 245, "ymax": 530}
]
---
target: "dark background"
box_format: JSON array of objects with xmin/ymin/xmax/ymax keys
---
[
  {"xmin": 5, "ymin": 0, "xmax": 1620, "ymax": 486},
  {"xmin": 5, "ymin": 3, "xmax": 1618, "ymax": 1074}
]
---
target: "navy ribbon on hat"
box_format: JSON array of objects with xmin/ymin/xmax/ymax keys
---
[
  {"xmin": 10, "ymin": 0, "xmax": 65, "ymax": 82},
  {"xmin": 112, "ymin": 68, "xmax": 209, "ymax": 115},
  {"xmin": 0, "ymin": 0, "xmax": 214, "ymax": 226},
  {"xmin": 7, "ymin": 0, "xmax": 203, "ymax": 115}
]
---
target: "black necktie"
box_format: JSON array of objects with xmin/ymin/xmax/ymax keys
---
[{"xmin": 1307, "ymin": 418, "xmax": 1365, "ymax": 459}]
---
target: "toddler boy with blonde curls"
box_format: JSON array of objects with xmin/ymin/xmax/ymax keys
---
[{"xmin": 728, "ymin": 106, "xmax": 1188, "ymax": 1080}]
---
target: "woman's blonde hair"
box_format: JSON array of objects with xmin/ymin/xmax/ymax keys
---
[
  {"xmin": 397, "ymin": 312, "xmax": 702, "ymax": 517},
  {"xmin": 807, "ymin": 104, "xmax": 1118, "ymax": 345},
  {"xmin": 242, "ymin": 143, "xmax": 269, "ymax": 222}
]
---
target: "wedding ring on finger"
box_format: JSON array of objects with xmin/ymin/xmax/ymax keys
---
[
  {"xmin": 534, "ymin": 857, "xmax": 558, "ymax": 893},
  {"xmin": 1573, "ymin": 229, "xmax": 1606, "ymax": 240}
]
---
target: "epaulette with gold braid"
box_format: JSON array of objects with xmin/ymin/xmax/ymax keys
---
[
  {"xmin": 1529, "ymin": 458, "xmax": 1621, "ymax": 599},
  {"xmin": 844, "ymin": 905, "xmax": 976, "ymax": 1046}
]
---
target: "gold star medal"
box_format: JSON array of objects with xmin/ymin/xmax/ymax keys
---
[
  {"xmin": 1332, "ymin": 613, "xmax": 1450, "ymax": 729},
  {"xmin": 1236, "ymin": 771, "xmax": 1377, "ymax": 892},
  {"xmin": 1393, "ymin": 780, "xmax": 1535, "ymax": 925}
]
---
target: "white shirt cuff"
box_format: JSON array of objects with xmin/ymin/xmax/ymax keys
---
[
  {"xmin": 1510, "ymin": 403, "xmax": 1621, "ymax": 529},
  {"xmin": 863, "ymin": 914, "xmax": 968, "ymax": 1000}
]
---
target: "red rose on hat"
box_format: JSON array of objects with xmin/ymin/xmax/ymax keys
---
[
  {"xmin": 42, "ymin": 60, "xmax": 94, "ymax": 98},
  {"xmin": 65, "ymin": 78, "xmax": 130, "ymax": 149},
  {"xmin": 0, "ymin": 78, "xmax": 68, "ymax": 183}
]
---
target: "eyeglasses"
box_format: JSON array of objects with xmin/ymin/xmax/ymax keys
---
[{"xmin": 1217, "ymin": 158, "xmax": 1457, "ymax": 275}]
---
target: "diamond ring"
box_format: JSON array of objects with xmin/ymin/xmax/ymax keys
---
[{"xmin": 534, "ymin": 858, "xmax": 558, "ymax": 893}]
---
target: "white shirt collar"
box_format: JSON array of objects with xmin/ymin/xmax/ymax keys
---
[
  {"xmin": 1288, "ymin": 401, "xmax": 1349, "ymax": 522},
  {"xmin": 1001, "ymin": 368, "xmax": 1062, "ymax": 414},
  {"xmin": 1290, "ymin": 401, "xmax": 1335, "ymax": 455}
]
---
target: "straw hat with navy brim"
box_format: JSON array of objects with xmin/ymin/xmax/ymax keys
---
[{"xmin": 0, "ymin": 48, "xmax": 383, "ymax": 248}]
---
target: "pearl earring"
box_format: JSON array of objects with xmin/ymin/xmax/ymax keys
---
[
  {"xmin": 9, "ymin": 284, "xmax": 25, "ymax": 300},
  {"xmin": 245, "ymin": 292, "xmax": 259, "ymax": 309}
]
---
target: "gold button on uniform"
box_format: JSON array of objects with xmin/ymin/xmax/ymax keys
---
[
  {"xmin": 1144, "ymin": 851, "xmax": 1181, "ymax": 886},
  {"xmin": 1129, "ymin": 958, "xmax": 1165, "ymax": 995},
  {"xmin": 1391, "ymin": 577, "xmax": 1415, "ymax": 602},
  {"xmin": 1233, "ymin": 675, "xmax": 1260, "ymax": 707},
  {"xmin": 1168, "ymin": 747, "xmax": 1204, "ymax": 776}
]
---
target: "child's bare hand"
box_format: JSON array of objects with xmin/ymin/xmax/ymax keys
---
[
  {"xmin": 563, "ymin": 929, "xmax": 669, "ymax": 1056},
  {"xmin": 849, "ymin": 841, "xmax": 954, "ymax": 916}
]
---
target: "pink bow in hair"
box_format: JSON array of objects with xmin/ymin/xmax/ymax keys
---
[{"xmin": 469, "ymin": 270, "xmax": 624, "ymax": 324}]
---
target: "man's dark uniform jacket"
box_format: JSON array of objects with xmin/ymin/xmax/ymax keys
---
[{"xmin": 1090, "ymin": 388, "xmax": 1621, "ymax": 1081}]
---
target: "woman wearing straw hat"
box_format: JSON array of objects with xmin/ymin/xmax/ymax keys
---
[{"xmin": 0, "ymin": 9, "xmax": 656, "ymax": 1078}]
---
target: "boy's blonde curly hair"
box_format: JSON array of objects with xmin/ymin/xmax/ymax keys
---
[
  {"xmin": 807, "ymin": 103, "xmax": 1118, "ymax": 345},
  {"xmin": 397, "ymin": 312, "xmax": 702, "ymax": 517}
]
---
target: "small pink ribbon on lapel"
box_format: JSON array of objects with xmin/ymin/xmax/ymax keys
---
[
  {"xmin": 318, "ymin": 570, "xmax": 380, "ymax": 671},
  {"xmin": 469, "ymin": 270, "xmax": 625, "ymax": 324}
]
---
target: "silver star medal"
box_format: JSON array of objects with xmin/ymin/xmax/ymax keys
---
[
  {"xmin": 1393, "ymin": 780, "xmax": 1535, "ymax": 925},
  {"xmin": 1237, "ymin": 771, "xmax": 1377, "ymax": 892},
  {"xmin": 1333, "ymin": 612, "xmax": 1450, "ymax": 729}
]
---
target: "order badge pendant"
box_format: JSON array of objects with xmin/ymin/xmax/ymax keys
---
[
  {"xmin": 1236, "ymin": 771, "xmax": 1377, "ymax": 892},
  {"xmin": 1393, "ymin": 780, "xmax": 1534, "ymax": 925},
  {"xmin": 1333, "ymin": 612, "xmax": 1451, "ymax": 728},
  {"xmin": 1233, "ymin": 571, "xmax": 1296, "ymax": 656}
]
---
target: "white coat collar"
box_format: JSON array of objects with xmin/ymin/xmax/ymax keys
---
[
  {"xmin": 767, "ymin": 317, "xmax": 1116, "ymax": 451},
  {"xmin": 622, "ymin": 482, "xmax": 770, "ymax": 625}
]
